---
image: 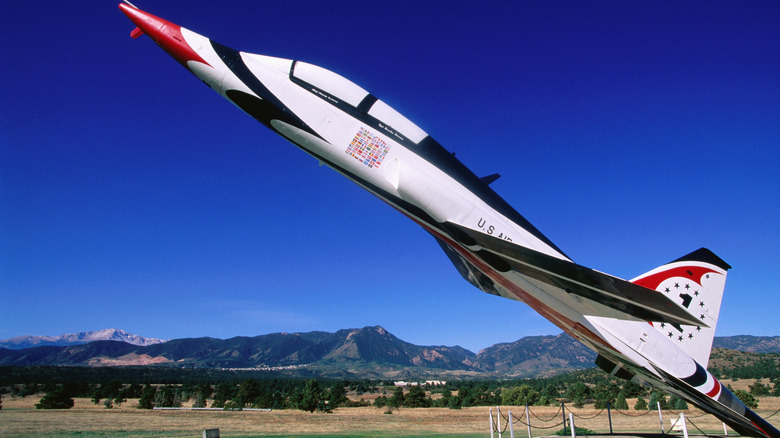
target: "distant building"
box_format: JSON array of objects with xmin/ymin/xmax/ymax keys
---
[{"xmin": 393, "ymin": 380, "xmax": 446, "ymax": 387}]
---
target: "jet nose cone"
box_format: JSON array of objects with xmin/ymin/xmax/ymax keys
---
[{"xmin": 118, "ymin": 3, "xmax": 208, "ymax": 68}]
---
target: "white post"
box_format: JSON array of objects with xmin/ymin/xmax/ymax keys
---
[
  {"xmin": 509, "ymin": 410, "xmax": 515, "ymax": 438},
  {"xmin": 657, "ymin": 401, "xmax": 664, "ymax": 434},
  {"xmin": 497, "ymin": 406, "xmax": 503, "ymax": 438},
  {"xmin": 569, "ymin": 412, "xmax": 576, "ymax": 438},
  {"xmin": 724, "ymin": 422, "xmax": 728, "ymax": 436},
  {"xmin": 526, "ymin": 405, "xmax": 532, "ymax": 438},
  {"xmin": 490, "ymin": 408, "xmax": 495, "ymax": 438},
  {"xmin": 680, "ymin": 412, "xmax": 689, "ymax": 438}
]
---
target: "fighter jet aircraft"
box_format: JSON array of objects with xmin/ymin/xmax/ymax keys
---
[{"xmin": 119, "ymin": 4, "xmax": 779, "ymax": 437}]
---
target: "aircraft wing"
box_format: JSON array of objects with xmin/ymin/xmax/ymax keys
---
[{"xmin": 443, "ymin": 222, "xmax": 704, "ymax": 327}]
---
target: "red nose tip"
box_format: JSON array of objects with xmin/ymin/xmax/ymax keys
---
[{"xmin": 119, "ymin": 3, "xmax": 209, "ymax": 68}]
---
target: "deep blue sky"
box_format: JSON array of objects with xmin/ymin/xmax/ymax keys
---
[{"xmin": 1, "ymin": 1, "xmax": 778, "ymax": 353}]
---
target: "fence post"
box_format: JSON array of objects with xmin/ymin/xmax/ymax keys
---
[
  {"xmin": 497, "ymin": 406, "xmax": 502, "ymax": 438},
  {"xmin": 490, "ymin": 407, "xmax": 495, "ymax": 438},
  {"xmin": 525, "ymin": 404, "xmax": 532, "ymax": 438},
  {"xmin": 607, "ymin": 402, "xmax": 613, "ymax": 434},
  {"xmin": 657, "ymin": 401, "xmax": 664, "ymax": 434},
  {"xmin": 569, "ymin": 412, "xmax": 576, "ymax": 438},
  {"xmin": 724, "ymin": 422, "xmax": 729, "ymax": 435},
  {"xmin": 561, "ymin": 402, "xmax": 568, "ymax": 437},
  {"xmin": 509, "ymin": 410, "xmax": 515, "ymax": 438},
  {"xmin": 680, "ymin": 412, "xmax": 688, "ymax": 438}
]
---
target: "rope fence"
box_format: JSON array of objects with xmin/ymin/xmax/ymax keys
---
[
  {"xmin": 765, "ymin": 408, "xmax": 780, "ymax": 419},
  {"xmin": 489, "ymin": 402, "xmax": 780, "ymax": 438},
  {"xmin": 569, "ymin": 407, "xmax": 604, "ymax": 420},
  {"xmin": 613, "ymin": 406, "xmax": 654, "ymax": 417}
]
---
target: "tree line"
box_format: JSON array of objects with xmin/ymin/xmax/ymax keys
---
[
  {"xmin": 710, "ymin": 356, "xmax": 780, "ymax": 380},
  {"xmin": 4, "ymin": 367, "xmax": 778, "ymax": 412}
]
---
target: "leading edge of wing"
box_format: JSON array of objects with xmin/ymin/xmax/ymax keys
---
[{"xmin": 444, "ymin": 222, "xmax": 705, "ymax": 327}]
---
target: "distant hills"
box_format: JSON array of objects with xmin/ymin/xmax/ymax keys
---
[
  {"xmin": 0, "ymin": 329, "xmax": 166, "ymax": 350},
  {"xmin": 0, "ymin": 327, "xmax": 777, "ymax": 379},
  {"xmin": 712, "ymin": 335, "xmax": 780, "ymax": 353},
  {"xmin": 0, "ymin": 326, "xmax": 592, "ymax": 378}
]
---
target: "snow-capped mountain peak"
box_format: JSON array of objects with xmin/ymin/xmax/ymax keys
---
[{"xmin": 0, "ymin": 329, "xmax": 167, "ymax": 350}]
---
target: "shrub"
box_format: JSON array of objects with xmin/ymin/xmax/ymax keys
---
[
  {"xmin": 36, "ymin": 388, "xmax": 74, "ymax": 409},
  {"xmin": 555, "ymin": 426, "xmax": 596, "ymax": 436},
  {"xmin": 734, "ymin": 390, "xmax": 758, "ymax": 409}
]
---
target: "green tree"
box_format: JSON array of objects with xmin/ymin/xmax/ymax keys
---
[
  {"xmin": 373, "ymin": 395, "xmax": 388, "ymax": 408},
  {"xmin": 154, "ymin": 386, "xmax": 181, "ymax": 408},
  {"xmin": 502, "ymin": 385, "xmax": 541, "ymax": 406},
  {"xmin": 192, "ymin": 383, "xmax": 213, "ymax": 408},
  {"xmin": 298, "ymin": 379, "xmax": 325, "ymax": 413},
  {"xmin": 539, "ymin": 384, "xmax": 560, "ymax": 406},
  {"xmin": 212, "ymin": 383, "xmax": 237, "ymax": 408},
  {"xmin": 448, "ymin": 393, "xmax": 462, "ymax": 409},
  {"xmin": 437, "ymin": 390, "xmax": 452, "ymax": 408},
  {"xmin": 92, "ymin": 380, "xmax": 124, "ymax": 406},
  {"xmin": 122, "ymin": 383, "xmax": 143, "ymax": 399},
  {"xmin": 137, "ymin": 384, "xmax": 156, "ymax": 409},
  {"xmin": 236, "ymin": 379, "xmax": 263, "ymax": 407},
  {"xmin": 593, "ymin": 383, "xmax": 620, "ymax": 409},
  {"xmin": 458, "ymin": 385, "xmax": 474, "ymax": 407},
  {"xmin": 622, "ymin": 381, "xmax": 646, "ymax": 398},
  {"xmin": 649, "ymin": 390, "xmax": 669, "ymax": 410},
  {"xmin": 670, "ymin": 396, "xmax": 688, "ymax": 410},
  {"xmin": 269, "ymin": 390, "xmax": 286, "ymax": 410},
  {"xmin": 327, "ymin": 382, "xmax": 348, "ymax": 409},
  {"xmin": 404, "ymin": 385, "xmax": 431, "ymax": 408},
  {"xmin": 113, "ymin": 389, "xmax": 128, "ymax": 408},
  {"xmin": 36, "ymin": 388, "xmax": 74, "ymax": 409},
  {"xmin": 634, "ymin": 396, "xmax": 648, "ymax": 410},
  {"xmin": 19, "ymin": 383, "xmax": 41, "ymax": 397},
  {"xmin": 565, "ymin": 382, "xmax": 590, "ymax": 408},
  {"xmin": 470, "ymin": 384, "xmax": 495, "ymax": 406},
  {"xmin": 734, "ymin": 390, "xmax": 758, "ymax": 409},
  {"xmin": 613, "ymin": 390, "xmax": 629, "ymax": 410},
  {"xmin": 749, "ymin": 381, "xmax": 770, "ymax": 396},
  {"xmin": 388, "ymin": 386, "xmax": 405, "ymax": 408}
]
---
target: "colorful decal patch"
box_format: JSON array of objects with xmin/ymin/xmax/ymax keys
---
[{"xmin": 346, "ymin": 128, "xmax": 389, "ymax": 168}]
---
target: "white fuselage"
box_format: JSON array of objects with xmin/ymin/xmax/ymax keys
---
[{"xmin": 180, "ymin": 26, "xmax": 714, "ymax": 393}]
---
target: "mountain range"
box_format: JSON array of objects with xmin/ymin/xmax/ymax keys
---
[
  {"xmin": 0, "ymin": 326, "xmax": 593, "ymax": 378},
  {"xmin": 0, "ymin": 327, "xmax": 777, "ymax": 379},
  {"xmin": 712, "ymin": 335, "xmax": 780, "ymax": 353}
]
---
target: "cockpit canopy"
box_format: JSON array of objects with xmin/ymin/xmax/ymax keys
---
[{"xmin": 291, "ymin": 61, "xmax": 427, "ymax": 144}]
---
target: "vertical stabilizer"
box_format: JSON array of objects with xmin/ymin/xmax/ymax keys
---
[{"xmin": 630, "ymin": 248, "xmax": 730, "ymax": 367}]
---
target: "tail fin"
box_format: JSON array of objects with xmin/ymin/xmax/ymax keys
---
[{"xmin": 630, "ymin": 248, "xmax": 730, "ymax": 367}]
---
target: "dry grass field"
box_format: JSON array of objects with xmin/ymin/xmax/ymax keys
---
[{"xmin": 2, "ymin": 394, "xmax": 779, "ymax": 438}]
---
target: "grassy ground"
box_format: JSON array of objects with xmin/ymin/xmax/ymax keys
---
[{"xmin": 1, "ymin": 395, "xmax": 778, "ymax": 437}]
